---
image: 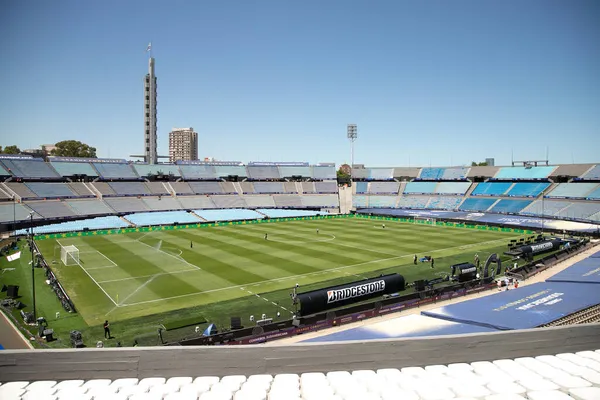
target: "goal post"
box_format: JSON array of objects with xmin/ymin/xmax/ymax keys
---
[
  {"xmin": 60, "ymin": 245, "xmax": 80, "ymax": 266},
  {"xmin": 414, "ymin": 217, "xmax": 436, "ymax": 225}
]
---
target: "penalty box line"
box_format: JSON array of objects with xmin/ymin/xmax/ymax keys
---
[{"xmin": 120, "ymin": 236, "xmax": 515, "ymax": 308}]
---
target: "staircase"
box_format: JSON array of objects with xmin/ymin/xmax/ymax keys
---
[
  {"xmin": 338, "ymin": 185, "xmax": 353, "ymax": 214},
  {"xmin": 232, "ymin": 182, "xmax": 244, "ymax": 195}
]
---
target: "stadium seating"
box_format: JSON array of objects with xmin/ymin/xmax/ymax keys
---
[
  {"xmin": 494, "ymin": 166, "xmax": 555, "ymax": 180},
  {"xmin": 179, "ymin": 165, "xmax": 218, "ymax": 180},
  {"xmin": 368, "ymin": 182, "xmax": 400, "ymax": 194},
  {"xmin": 90, "ymin": 182, "xmax": 116, "ymax": 196},
  {"xmin": 392, "ymin": 167, "xmax": 420, "ymax": 179},
  {"xmin": 211, "ymin": 195, "xmax": 248, "ymax": 208},
  {"xmin": 247, "ymin": 166, "xmax": 280, "ymax": 180},
  {"xmin": 0, "ymin": 158, "xmax": 60, "ymax": 178},
  {"xmin": 67, "ymin": 183, "xmax": 95, "ymax": 197},
  {"xmin": 25, "ymin": 201, "xmax": 77, "ymax": 218},
  {"xmin": 145, "ymin": 182, "xmax": 170, "ymax": 195},
  {"xmin": 213, "ymin": 165, "xmax": 247, "ymax": 178},
  {"xmin": 550, "ymin": 164, "xmax": 596, "ymax": 178},
  {"xmin": 355, "ymin": 182, "xmax": 369, "ymax": 194},
  {"xmin": 312, "ymin": 166, "xmax": 336, "ymax": 180},
  {"xmin": 419, "ymin": 167, "xmax": 445, "ymax": 180},
  {"xmin": 547, "ymin": 183, "xmax": 599, "ymax": 199},
  {"xmin": 467, "ymin": 165, "xmax": 500, "ymax": 178},
  {"xmin": 559, "ymin": 202, "xmax": 600, "ymax": 221},
  {"xmin": 587, "ymin": 186, "xmax": 600, "ymax": 200},
  {"xmin": 458, "ymin": 198, "xmax": 497, "ymax": 212},
  {"xmin": 257, "ymin": 209, "xmax": 321, "ymax": 218},
  {"xmin": 397, "ymin": 196, "xmax": 429, "ymax": 209},
  {"xmin": 353, "ymin": 195, "xmax": 368, "ymax": 208},
  {"xmin": 125, "ymin": 211, "xmax": 200, "ymax": 226},
  {"xmin": 25, "ymin": 183, "xmax": 77, "ymax": 198},
  {"xmin": 253, "ymin": 182, "xmax": 285, "ymax": 194},
  {"xmin": 170, "ymin": 182, "xmax": 194, "ymax": 195},
  {"xmin": 65, "ymin": 199, "xmax": 114, "ymax": 216},
  {"xmin": 489, "ymin": 199, "xmax": 532, "ymax": 214},
  {"xmin": 366, "ymin": 196, "xmax": 397, "ymax": 208},
  {"xmin": 351, "ymin": 169, "xmax": 369, "ymax": 180},
  {"xmin": 103, "ymin": 198, "xmax": 149, "ymax": 213},
  {"xmin": 301, "ymin": 194, "xmax": 339, "ymax": 208},
  {"xmin": 19, "ymin": 216, "xmax": 129, "ymax": 234},
  {"xmin": 434, "ymin": 182, "xmax": 471, "ymax": 195},
  {"xmin": 506, "ymin": 182, "xmax": 550, "ymax": 197},
  {"xmin": 189, "ymin": 182, "xmax": 226, "ymax": 195},
  {"xmin": 441, "ymin": 167, "xmax": 469, "ymax": 180},
  {"xmin": 314, "ymin": 181, "xmax": 337, "ymax": 193},
  {"xmin": 301, "ymin": 182, "xmax": 316, "ymax": 194},
  {"xmin": 273, "ymin": 195, "xmax": 303, "ymax": 208},
  {"xmin": 194, "ymin": 208, "xmax": 263, "ymax": 221},
  {"xmin": 427, "ymin": 196, "xmax": 463, "ymax": 210},
  {"xmin": 580, "ymin": 165, "xmax": 600, "ymax": 180},
  {"xmin": 3, "ymin": 183, "xmax": 39, "ymax": 199},
  {"xmin": 243, "ymin": 195, "xmax": 276, "ymax": 208},
  {"xmin": 283, "ymin": 182, "xmax": 298, "ymax": 194},
  {"xmin": 133, "ymin": 163, "xmax": 182, "ymax": 178},
  {"xmin": 240, "ymin": 182, "xmax": 256, "ymax": 194},
  {"xmin": 142, "ymin": 196, "xmax": 183, "ymax": 211},
  {"xmin": 404, "ymin": 182, "xmax": 437, "ymax": 194},
  {"xmin": 177, "ymin": 196, "xmax": 216, "ymax": 210},
  {"xmin": 92, "ymin": 162, "xmax": 138, "ymax": 179},
  {"xmin": 49, "ymin": 161, "xmax": 99, "ymax": 177},
  {"xmin": 368, "ymin": 168, "xmax": 394, "ymax": 180},
  {"xmin": 220, "ymin": 182, "xmax": 237, "ymax": 194},
  {"xmin": 278, "ymin": 166, "xmax": 311, "ymax": 178},
  {"xmin": 109, "ymin": 182, "xmax": 151, "ymax": 196},
  {"xmin": 0, "ymin": 186, "xmax": 12, "ymax": 200},
  {"xmin": 522, "ymin": 200, "xmax": 572, "ymax": 217},
  {"xmin": 0, "ymin": 203, "xmax": 41, "ymax": 223},
  {"xmin": 0, "ymin": 163, "xmax": 10, "ymax": 176},
  {"xmin": 471, "ymin": 182, "xmax": 512, "ymax": 196}
]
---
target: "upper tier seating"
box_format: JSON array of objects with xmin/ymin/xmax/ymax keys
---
[
  {"xmin": 278, "ymin": 166, "xmax": 311, "ymax": 177},
  {"xmin": 471, "ymin": 182, "xmax": 512, "ymax": 196},
  {"xmin": 522, "ymin": 200, "xmax": 572, "ymax": 217},
  {"xmin": 142, "ymin": 196, "xmax": 183, "ymax": 211},
  {"xmin": 547, "ymin": 183, "xmax": 599, "ymax": 199},
  {"xmin": 588, "ymin": 186, "xmax": 600, "ymax": 200},
  {"xmin": 351, "ymin": 169, "xmax": 369, "ymax": 180},
  {"xmin": 494, "ymin": 166, "xmax": 555, "ymax": 180},
  {"xmin": 315, "ymin": 181, "xmax": 337, "ymax": 193},
  {"xmin": 301, "ymin": 182, "xmax": 316, "ymax": 194},
  {"xmin": 125, "ymin": 211, "xmax": 200, "ymax": 226},
  {"xmin": 0, "ymin": 158, "xmax": 60, "ymax": 179},
  {"xmin": 0, "ymin": 203, "xmax": 42, "ymax": 223},
  {"xmin": 24, "ymin": 216, "xmax": 129, "ymax": 234},
  {"xmin": 283, "ymin": 182, "xmax": 298, "ymax": 194},
  {"xmin": 133, "ymin": 163, "xmax": 182, "ymax": 178},
  {"xmin": 506, "ymin": 182, "xmax": 550, "ymax": 197},
  {"xmin": 397, "ymin": 196, "xmax": 429, "ymax": 208},
  {"xmin": 550, "ymin": 164, "xmax": 595, "ymax": 178},
  {"xmin": 179, "ymin": 165, "xmax": 218, "ymax": 180},
  {"xmin": 91, "ymin": 182, "xmax": 116, "ymax": 196},
  {"xmin": 366, "ymin": 196, "xmax": 397, "ymax": 208},
  {"xmin": 0, "ymin": 163, "xmax": 10, "ymax": 176},
  {"xmin": 220, "ymin": 182, "xmax": 237, "ymax": 194},
  {"xmin": 0, "ymin": 186, "xmax": 12, "ymax": 200},
  {"xmin": 3, "ymin": 182, "xmax": 38, "ymax": 199},
  {"xmin": 144, "ymin": 182, "xmax": 170, "ymax": 195},
  {"xmin": 67, "ymin": 183, "xmax": 95, "ymax": 197},
  {"xmin": 65, "ymin": 199, "xmax": 114, "ymax": 216},
  {"xmin": 312, "ymin": 166, "xmax": 336, "ymax": 180},
  {"xmin": 458, "ymin": 198, "xmax": 497, "ymax": 211},
  {"xmin": 467, "ymin": 165, "xmax": 500, "ymax": 178},
  {"xmin": 580, "ymin": 165, "xmax": 600, "ymax": 180},
  {"xmin": 559, "ymin": 202, "xmax": 600, "ymax": 221},
  {"xmin": 419, "ymin": 167, "xmax": 445, "ymax": 180},
  {"xmin": 247, "ymin": 166, "xmax": 280, "ymax": 180},
  {"xmin": 189, "ymin": 181, "xmax": 226, "ymax": 195},
  {"xmin": 257, "ymin": 209, "xmax": 321, "ymax": 218},
  {"xmin": 25, "ymin": 183, "xmax": 77, "ymax": 198},
  {"xmin": 392, "ymin": 167, "xmax": 420, "ymax": 179},
  {"xmin": 355, "ymin": 182, "xmax": 368, "ymax": 194},
  {"xmin": 427, "ymin": 196, "xmax": 463, "ymax": 210},
  {"xmin": 50, "ymin": 161, "xmax": 98, "ymax": 177},
  {"xmin": 194, "ymin": 208, "xmax": 263, "ymax": 221},
  {"xmin": 301, "ymin": 194, "xmax": 338, "ymax": 208},
  {"xmin": 109, "ymin": 182, "xmax": 151, "ymax": 196},
  {"xmin": 273, "ymin": 195, "xmax": 303, "ymax": 208},
  {"xmin": 368, "ymin": 182, "xmax": 400, "ymax": 194},
  {"xmin": 368, "ymin": 168, "xmax": 394, "ymax": 180},
  {"xmin": 353, "ymin": 195, "xmax": 368, "ymax": 208},
  {"xmin": 25, "ymin": 200, "xmax": 77, "ymax": 218},
  {"xmin": 441, "ymin": 167, "xmax": 469, "ymax": 180},
  {"xmin": 92, "ymin": 162, "xmax": 138, "ymax": 179},
  {"xmin": 211, "ymin": 195, "xmax": 247, "ymax": 208},
  {"xmin": 242, "ymin": 195, "xmax": 276, "ymax": 208},
  {"xmin": 214, "ymin": 165, "xmax": 247, "ymax": 178},
  {"xmin": 240, "ymin": 182, "xmax": 256, "ymax": 194},
  {"xmin": 434, "ymin": 182, "xmax": 471, "ymax": 195},
  {"xmin": 489, "ymin": 199, "xmax": 532, "ymax": 214},
  {"xmin": 170, "ymin": 182, "xmax": 194, "ymax": 195},
  {"xmin": 177, "ymin": 196, "xmax": 216, "ymax": 209},
  {"xmin": 253, "ymin": 182, "xmax": 285, "ymax": 193},
  {"xmin": 404, "ymin": 182, "xmax": 437, "ymax": 194},
  {"xmin": 104, "ymin": 198, "xmax": 149, "ymax": 213}
]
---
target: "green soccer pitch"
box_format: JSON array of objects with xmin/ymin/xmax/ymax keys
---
[{"xmin": 33, "ymin": 217, "xmax": 522, "ymax": 332}]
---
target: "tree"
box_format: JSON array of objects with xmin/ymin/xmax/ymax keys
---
[
  {"xmin": 471, "ymin": 161, "xmax": 488, "ymax": 166},
  {"xmin": 337, "ymin": 165, "xmax": 351, "ymax": 185},
  {"xmin": 1, "ymin": 145, "xmax": 21, "ymax": 154},
  {"xmin": 50, "ymin": 140, "xmax": 97, "ymax": 158}
]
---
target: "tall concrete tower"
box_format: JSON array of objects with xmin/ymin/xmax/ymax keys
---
[{"xmin": 144, "ymin": 57, "xmax": 158, "ymax": 164}]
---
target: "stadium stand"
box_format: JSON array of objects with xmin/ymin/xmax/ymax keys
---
[
  {"xmin": 177, "ymin": 196, "xmax": 216, "ymax": 210},
  {"xmin": 0, "ymin": 158, "xmax": 60, "ymax": 179},
  {"xmin": 494, "ymin": 166, "xmax": 555, "ymax": 180},
  {"xmin": 366, "ymin": 196, "xmax": 397, "ymax": 208},
  {"xmin": 25, "ymin": 183, "xmax": 77, "ymax": 198},
  {"xmin": 404, "ymin": 182, "xmax": 437, "ymax": 194},
  {"xmin": 220, "ymin": 182, "xmax": 237, "ymax": 194},
  {"xmin": 458, "ymin": 198, "xmax": 497, "ymax": 211},
  {"xmin": 434, "ymin": 182, "xmax": 471, "ymax": 195},
  {"xmin": 142, "ymin": 196, "xmax": 183, "ymax": 211},
  {"xmin": 49, "ymin": 161, "xmax": 99, "ymax": 177},
  {"xmin": 103, "ymin": 198, "xmax": 149, "ymax": 213},
  {"xmin": 211, "ymin": 195, "xmax": 247, "ymax": 208},
  {"xmin": 588, "ymin": 186, "xmax": 600, "ymax": 200},
  {"xmin": 90, "ymin": 182, "xmax": 116, "ymax": 196},
  {"xmin": 579, "ymin": 165, "xmax": 600, "ymax": 180},
  {"xmin": 25, "ymin": 201, "xmax": 77, "ymax": 218},
  {"xmin": 368, "ymin": 181, "xmax": 399, "ymax": 194},
  {"xmin": 301, "ymin": 194, "xmax": 338, "ymax": 208},
  {"xmin": 355, "ymin": 182, "xmax": 368, "ymax": 194},
  {"xmin": 467, "ymin": 165, "xmax": 500, "ymax": 178},
  {"xmin": 559, "ymin": 203, "xmax": 600, "ymax": 221},
  {"xmin": 427, "ymin": 196, "xmax": 463, "ymax": 210},
  {"xmin": 311, "ymin": 165, "xmax": 336, "ymax": 180},
  {"xmin": 0, "ymin": 203, "xmax": 41, "ymax": 222},
  {"xmin": 179, "ymin": 164, "xmax": 218, "ymax": 180},
  {"xmin": 547, "ymin": 183, "xmax": 599, "ymax": 199},
  {"xmin": 243, "ymin": 195, "xmax": 276, "ymax": 208},
  {"xmin": 278, "ymin": 166, "xmax": 311, "ymax": 178},
  {"xmin": 471, "ymin": 182, "xmax": 512, "ymax": 196},
  {"xmin": 0, "ymin": 186, "xmax": 12, "ymax": 201},
  {"xmin": 124, "ymin": 211, "xmax": 200, "ymax": 226},
  {"xmin": 240, "ymin": 182, "xmax": 256, "ymax": 194},
  {"xmin": 18, "ymin": 216, "xmax": 129, "ymax": 234},
  {"xmin": 301, "ymin": 182, "xmax": 316, "ymax": 194},
  {"xmin": 247, "ymin": 166, "xmax": 280, "ymax": 180},
  {"xmin": 351, "ymin": 168, "xmax": 369, "ymax": 180},
  {"xmin": 506, "ymin": 182, "xmax": 550, "ymax": 197},
  {"xmin": 65, "ymin": 199, "xmax": 114, "ymax": 216},
  {"xmin": 3, "ymin": 183, "xmax": 39, "ymax": 199},
  {"xmin": 441, "ymin": 166, "xmax": 469, "ymax": 180},
  {"xmin": 144, "ymin": 181, "xmax": 170, "ymax": 195},
  {"xmin": 397, "ymin": 196, "xmax": 429, "ymax": 209},
  {"xmin": 273, "ymin": 195, "xmax": 303, "ymax": 208},
  {"xmin": 392, "ymin": 167, "xmax": 420, "ymax": 179},
  {"xmin": 67, "ymin": 183, "xmax": 95, "ymax": 197},
  {"xmin": 522, "ymin": 200, "xmax": 574, "ymax": 218},
  {"xmin": 549, "ymin": 164, "xmax": 596, "ymax": 178},
  {"xmin": 194, "ymin": 208, "xmax": 263, "ymax": 221},
  {"xmin": 419, "ymin": 167, "xmax": 445, "ymax": 180},
  {"xmin": 170, "ymin": 182, "xmax": 194, "ymax": 195},
  {"xmin": 109, "ymin": 181, "xmax": 151, "ymax": 196},
  {"xmin": 353, "ymin": 195, "xmax": 368, "ymax": 208},
  {"xmin": 283, "ymin": 182, "xmax": 298, "ymax": 194},
  {"xmin": 189, "ymin": 181, "xmax": 226, "ymax": 195},
  {"xmin": 489, "ymin": 199, "xmax": 532, "ymax": 214},
  {"xmin": 257, "ymin": 208, "xmax": 321, "ymax": 218},
  {"xmin": 368, "ymin": 168, "xmax": 394, "ymax": 180},
  {"xmin": 132, "ymin": 163, "xmax": 182, "ymax": 178},
  {"xmin": 253, "ymin": 182, "xmax": 285, "ymax": 194},
  {"xmin": 92, "ymin": 162, "xmax": 138, "ymax": 179},
  {"xmin": 314, "ymin": 181, "xmax": 337, "ymax": 193},
  {"xmin": 0, "ymin": 163, "xmax": 10, "ymax": 176},
  {"xmin": 214, "ymin": 165, "xmax": 247, "ymax": 178}
]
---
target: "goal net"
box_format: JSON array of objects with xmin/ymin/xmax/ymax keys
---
[
  {"xmin": 414, "ymin": 217, "xmax": 436, "ymax": 225},
  {"xmin": 60, "ymin": 245, "xmax": 80, "ymax": 266}
]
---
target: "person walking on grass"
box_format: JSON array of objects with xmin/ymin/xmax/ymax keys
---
[
  {"xmin": 104, "ymin": 320, "xmax": 111, "ymax": 339},
  {"xmin": 414, "ymin": 254, "xmax": 417, "ymax": 265},
  {"xmin": 190, "ymin": 241, "xmax": 193, "ymax": 249},
  {"xmin": 431, "ymin": 257, "xmax": 435, "ymax": 269},
  {"xmin": 317, "ymin": 229, "xmax": 319, "ymax": 235},
  {"xmin": 264, "ymin": 233, "xmax": 268, "ymax": 241}
]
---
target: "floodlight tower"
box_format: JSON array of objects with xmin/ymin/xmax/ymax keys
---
[{"xmin": 347, "ymin": 124, "xmax": 358, "ymax": 168}]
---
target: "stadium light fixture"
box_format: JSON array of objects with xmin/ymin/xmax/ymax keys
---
[{"xmin": 347, "ymin": 124, "xmax": 358, "ymax": 168}]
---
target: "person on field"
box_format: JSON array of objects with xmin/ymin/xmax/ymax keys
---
[
  {"xmin": 431, "ymin": 257, "xmax": 435, "ymax": 268},
  {"xmin": 317, "ymin": 229, "xmax": 319, "ymax": 234},
  {"xmin": 190, "ymin": 241, "xmax": 193, "ymax": 248},
  {"xmin": 264, "ymin": 233, "xmax": 268, "ymax": 240},
  {"xmin": 104, "ymin": 320, "xmax": 111, "ymax": 339},
  {"xmin": 414, "ymin": 254, "xmax": 417, "ymax": 265}
]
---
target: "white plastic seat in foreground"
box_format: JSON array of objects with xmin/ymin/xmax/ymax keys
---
[
  {"xmin": 484, "ymin": 395, "xmax": 527, "ymax": 400},
  {"xmin": 557, "ymin": 353, "xmax": 600, "ymax": 372},
  {"xmin": 81, "ymin": 379, "xmax": 112, "ymax": 390},
  {"xmin": 166, "ymin": 376, "xmax": 193, "ymax": 387},
  {"xmin": 109, "ymin": 378, "xmax": 139, "ymax": 390},
  {"xmin": 165, "ymin": 392, "xmax": 201, "ymax": 400},
  {"xmin": 577, "ymin": 351, "xmax": 600, "ymax": 363},
  {"xmin": 138, "ymin": 377, "xmax": 166, "ymax": 391},
  {"xmin": 53, "ymin": 380, "xmax": 84, "ymax": 391},
  {"xmin": 526, "ymin": 390, "xmax": 572, "ymax": 400},
  {"xmin": 485, "ymin": 381, "xmax": 526, "ymax": 396},
  {"xmin": 569, "ymin": 386, "xmax": 600, "ymax": 400}
]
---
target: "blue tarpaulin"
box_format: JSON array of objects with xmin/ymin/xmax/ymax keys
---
[{"xmin": 546, "ymin": 258, "xmax": 600, "ymax": 284}]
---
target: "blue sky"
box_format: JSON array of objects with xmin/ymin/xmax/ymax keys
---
[{"xmin": 1, "ymin": 0, "xmax": 598, "ymax": 167}]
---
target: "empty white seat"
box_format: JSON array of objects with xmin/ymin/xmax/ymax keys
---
[
  {"xmin": 195, "ymin": 376, "xmax": 220, "ymax": 388},
  {"xmin": 25, "ymin": 381, "xmax": 57, "ymax": 392},
  {"xmin": 402, "ymin": 366, "xmax": 427, "ymax": 377},
  {"xmin": 130, "ymin": 393, "xmax": 163, "ymax": 400},
  {"xmin": 21, "ymin": 393, "xmax": 56, "ymax": 400},
  {"xmin": 486, "ymin": 381, "xmax": 526, "ymax": 395},
  {"xmin": 149, "ymin": 383, "xmax": 181, "ymax": 397},
  {"xmin": 416, "ymin": 385, "xmax": 456, "ymax": 400},
  {"xmin": 380, "ymin": 387, "xmax": 419, "ymax": 400},
  {"xmin": 166, "ymin": 376, "xmax": 193, "ymax": 387},
  {"xmin": 110, "ymin": 378, "xmax": 139, "ymax": 390},
  {"xmin": 138, "ymin": 377, "xmax": 166, "ymax": 391},
  {"xmin": 86, "ymin": 386, "xmax": 119, "ymax": 398},
  {"xmin": 199, "ymin": 391, "xmax": 233, "ymax": 400},
  {"xmin": 526, "ymin": 390, "xmax": 572, "ymax": 399},
  {"xmin": 165, "ymin": 392, "xmax": 201, "ymax": 400},
  {"xmin": 569, "ymin": 386, "xmax": 600, "ymax": 400},
  {"xmin": 577, "ymin": 351, "xmax": 600, "ymax": 363},
  {"xmin": 452, "ymin": 383, "xmax": 491, "ymax": 398},
  {"xmin": 517, "ymin": 378, "xmax": 560, "ymax": 392},
  {"xmin": 484, "ymin": 394, "xmax": 526, "ymax": 400},
  {"xmin": 53, "ymin": 380, "xmax": 84, "ymax": 391},
  {"xmin": 425, "ymin": 365, "xmax": 450, "ymax": 374},
  {"xmin": 448, "ymin": 363, "xmax": 473, "ymax": 372},
  {"xmin": 557, "ymin": 353, "xmax": 600, "ymax": 372},
  {"xmin": 82, "ymin": 379, "xmax": 112, "ymax": 390},
  {"xmin": 91, "ymin": 393, "xmax": 128, "ymax": 400},
  {"xmin": 54, "ymin": 387, "xmax": 88, "ymax": 399},
  {"xmin": 536, "ymin": 355, "xmax": 591, "ymax": 376},
  {"xmin": 118, "ymin": 385, "xmax": 149, "ymax": 398}
]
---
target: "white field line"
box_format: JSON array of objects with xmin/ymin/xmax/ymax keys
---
[
  {"xmin": 240, "ymin": 287, "xmax": 293, "ymax": 314},
  {"xmin": 133, "ymin": 233, "xmax": 202, "ymax": 271},
  {"xmin": 86, "ymin": 265, "xmax": 119, "ymax": 271},
  {"xmin": 80, "ymin": 250, "xmax": 118, "ymax": 269},
  {"xmin": 121, "ymin": 236, "xmax": 516, "ymax": 307},
  {"xmin": 56, "ymin": 239, "xmax": 118, "ymax": 307},
  {"xmin": 97, "ymin": 267, "xmax": 199, "ymax": 284},
  {"xmin": 119, "ymin": 274, "xmax": 159, "ymax": 306}
]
